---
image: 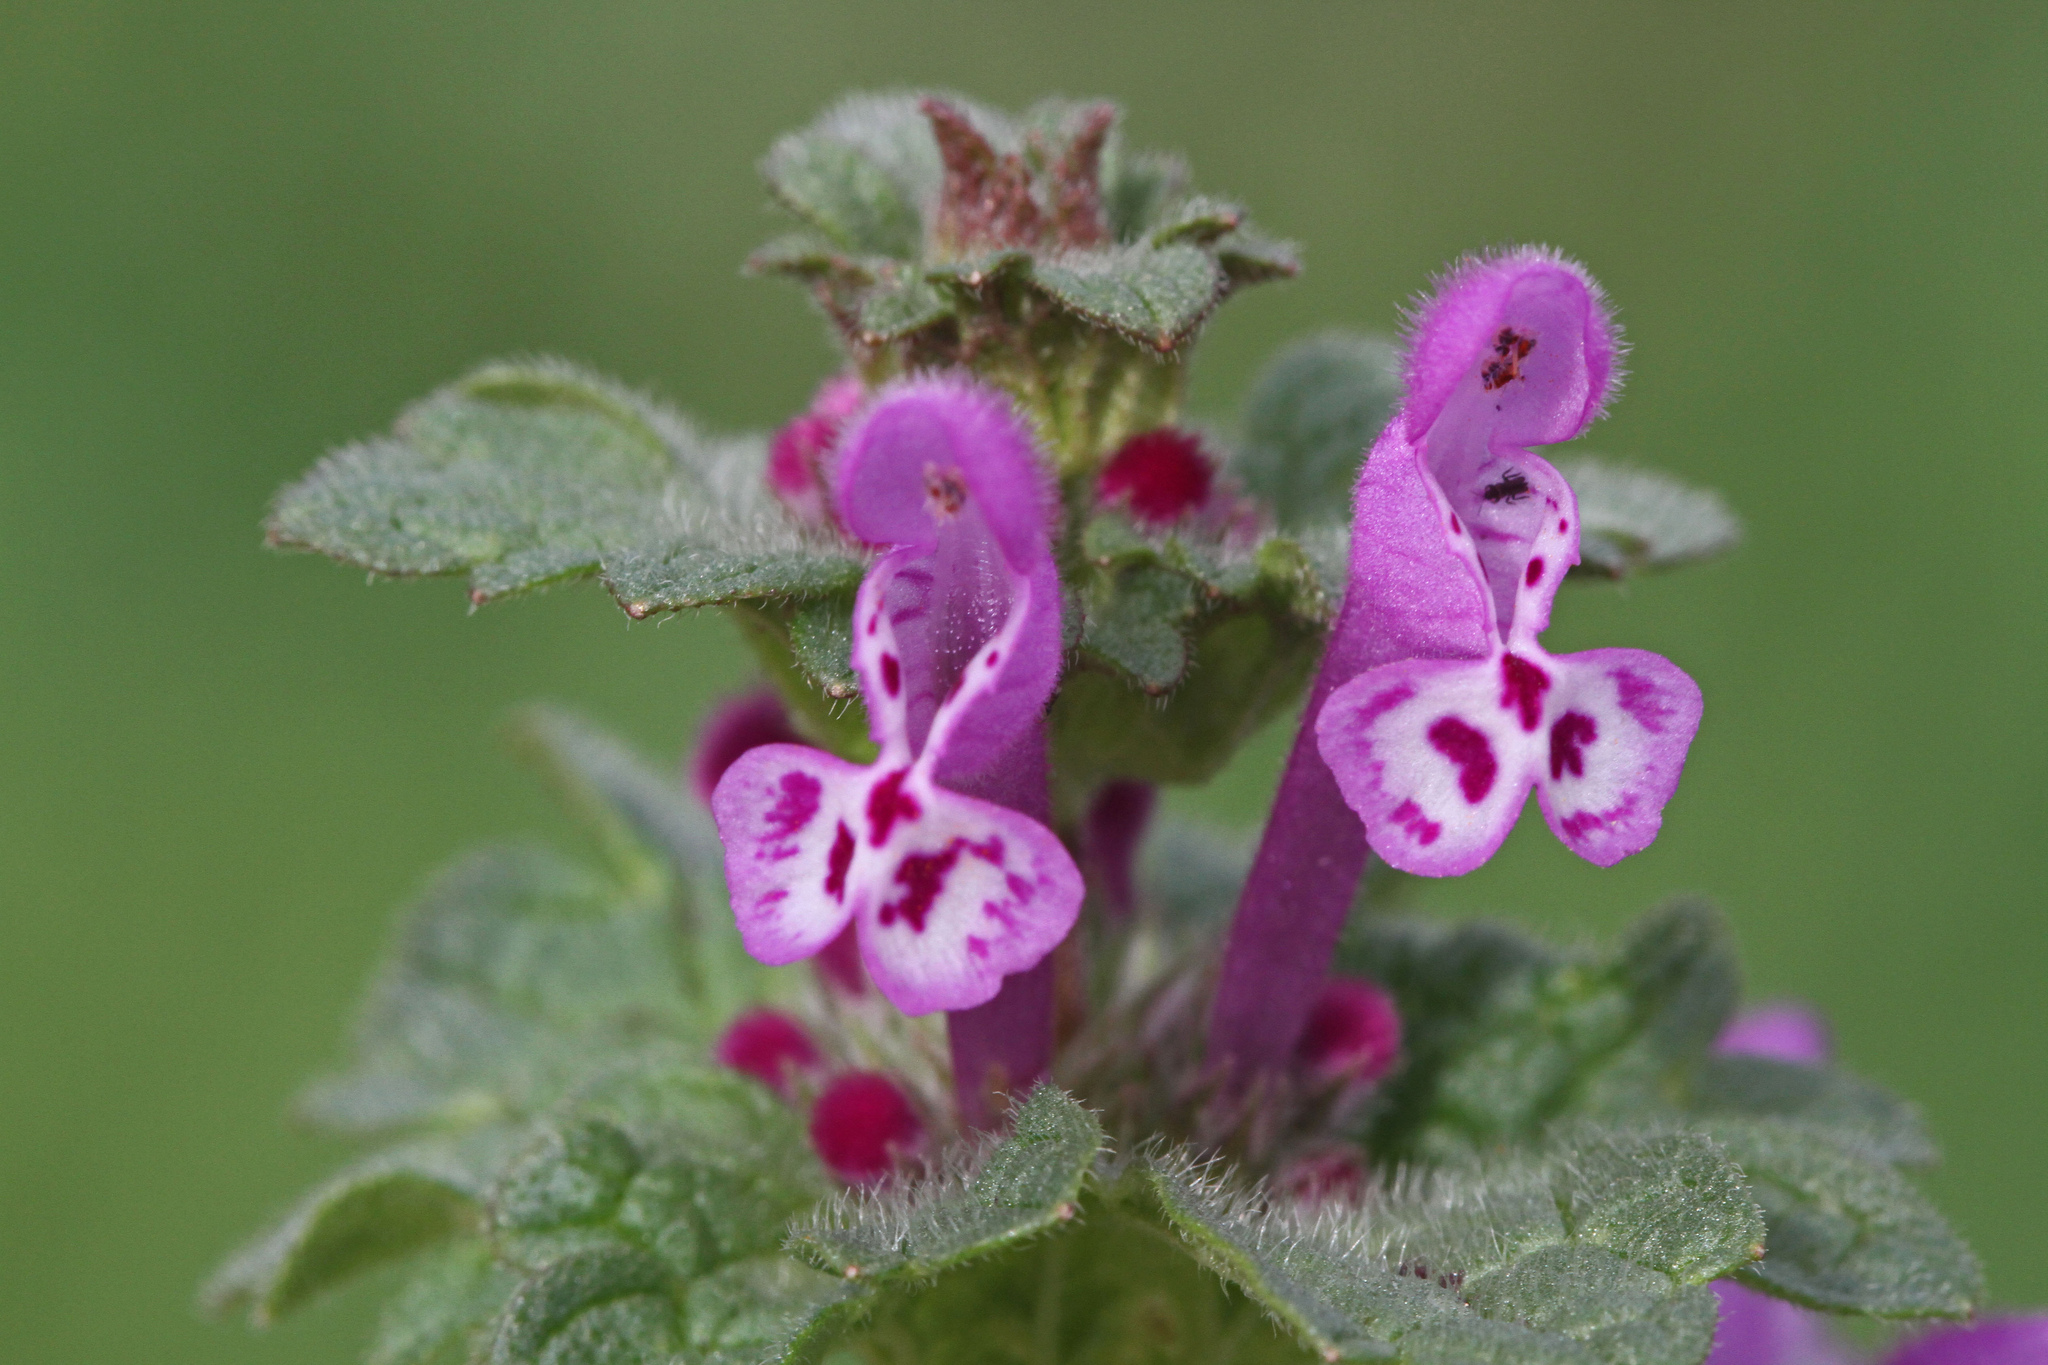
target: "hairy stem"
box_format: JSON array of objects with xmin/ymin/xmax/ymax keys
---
[{"xmin": 946, "ymin": 719, "xmax": 1058, "ymax": 1129}]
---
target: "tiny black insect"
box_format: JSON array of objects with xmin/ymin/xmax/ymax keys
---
[{"xmin": 1482, "ymin": 468, "xmax": 1532, "ymax": 504}]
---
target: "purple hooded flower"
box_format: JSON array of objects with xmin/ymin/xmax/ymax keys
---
[
  {"xmin": 711, "ymin": 377, "xmax": 1081, "ymax": 1016},
  {"xmin": 1314, "ymin": 248, "xmax": 1701, "ymax": 875}
]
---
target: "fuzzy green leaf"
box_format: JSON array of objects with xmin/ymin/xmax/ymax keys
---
[
  {"xmin": 842, "ymin": 1202, "xmax": 1318, "ymax": 1364},
  {"xmin": 1238, "ymin": 331, "xmax": 1402, "ymax": 528},
  {"xmin": 486, "ymin": 1244, "xmax": 679, "ymax": 1365},
  {"xmin": 295, "ymin": 844, "xmax": 694, "ymax": 1135},
  {"xmin": 791, "ymin": 1085, "xmax": 1103, "ymax": 1282},
  {"xmin": 1688, "ymin": 1055, "xmax": 1937, "ymax": 1168},
  {"xmin": 1559, "ymin": 458, "xmax": 1741, "ymax": 579},
  {"xmin": 1349, "ymin": 902, "xmax": 1739, "ymax": 1161},
  {"xmin": 1029, "ymin": 245, "xmax": 1223, "ymax": 350},
  {"xmin": 204, "ymin": 1137, "xmax": 508, "ymax": 1326},
  {"xmin": 683, "ymin": 1256, "xmax": 870, "ymax": 1365},
  {"xmin": 368, "ymin": 1240, "xmax": 520, "ymax": 1365},
  {"xmin": 1101, "ymin": 149, "xmax": 1190, "ymax": 241},
  {"xmin": 1139, "ymin": 1130, "xmax": 1754, "ymax": 1364},
  {"xmin": 1078, "ymin": 562, "xmax": 1199, "ymax": 691},
  {"xmin": 269, "ymin": 358, "xmax": 860, "ymax": 617},
  {"xmin": 761, "ymin": 120, "xmax": 926, "ymax": 258},
  {"xmin": 1213, "ymin": 230, "xmax": 1303, "ymax": 286},
  {"xmin": 1148, "ymin": 194, "xmax": 1245, "ymax": 246},
  {"xmin": 1707, "ymin": 1119, "xmax": 1980, "ymax": 1319},
  {"xmin": 855, "ymin": 269, "xmax": 952, "ymax": 341}
]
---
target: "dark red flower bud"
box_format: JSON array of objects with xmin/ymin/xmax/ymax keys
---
[
  {"xmin": 713, "ymin": 1008, "xmax": 822, "ymax": 1098},
  {"xmin": 809, "ymin": 1071, "xmax": 927, "ymax": 1184},
  {"xmin": 1294, "ymin": 977, "xmax": 1403, "ymax": 1084},
  {"xmin": 1097, "ymin": 428, "xmax": 1216, "ymax": 527},
  {"xmin": 689, "ymin": 688, "xmax": 802, "ymax": 806}
]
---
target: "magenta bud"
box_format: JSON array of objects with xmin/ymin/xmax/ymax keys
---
[
  {"xmin": 766, "ymin": 373, "xmax": 865, "ymax": 530},
  {"xmin": 1714, "ymin": 1002, "xmax": 1832, "ymax": 1066},
  {"xmin": 713, "ymin": 1008, "xmax": 823, "ymax": 1098},
  {"xmin": 689, "ymin": 688, "xmax": 801, "ymax": 807},
  {"xmin": 1275, "ymin": 1144, "xmax": 1369, "ymax": 1205},
  {"xmin": 809, "ymin": 1071, "xmax": 927, "ymax": 1184},
  {"xmin": 1295, "ymin": 977, "xmax": 1403, "ymax": 1084},
  {"xmin": 1097, "ymin": 428, "xmax": 1216, "ymax": 527}
]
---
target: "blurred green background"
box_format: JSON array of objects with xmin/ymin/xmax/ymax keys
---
[{"xmin": 3, "ymin": 2, "xmax": 2042, "ymax": 1359}]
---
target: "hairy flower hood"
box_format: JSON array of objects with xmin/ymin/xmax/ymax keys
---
[
  {"xmin": 711, "ymin": 376, "xmax": 1080, "ymax": 1015},
  {"xmin": 1315, "ymin": 249, "xmax": 1700, "ymax": 875}
]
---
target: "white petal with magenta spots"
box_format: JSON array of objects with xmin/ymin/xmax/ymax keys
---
[
  {"xmin": 710, "ymin": 743, "xmax": 866, "ymax": 965},
  {"xmin": 1534, "ymin": 647, "xmax": 1702, "ymax": 867},
  {"xmin": 1317, "ymin": 655, "xmax": 1545, "ymax": 877},
  {"xmin": 850, "ymin": 778, "xmax": 1081, "ymax": 1016}
]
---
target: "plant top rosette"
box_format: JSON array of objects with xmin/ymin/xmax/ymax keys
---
[{"xmin": 211, "ymin": 93, "xmax": 2025, "ymax": 1365}]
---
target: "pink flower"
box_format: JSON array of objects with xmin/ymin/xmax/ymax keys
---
[
  {"xmin": 1315, "ymin": 248, "xmax": 1701, "ymax": 875},
  {"xmin": 712, "ymin": 1008, "xmax": 823, "ymax": 1098},
  {"xmin": 809, "ymin": 1070, "xmax": 928, "ymax": 1185},
  {"xmin": 766, "ymin": 372, "xmax": 866, "ymax": 531},
  {"xmin": 1716, "ymin": 1002, "xmax": 1833, "ymax": 1066},
  {"xmin": 711, "ymin": 377, "xmax": 1082, "ymax": 1016}
]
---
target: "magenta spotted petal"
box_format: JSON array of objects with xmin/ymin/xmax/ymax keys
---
[
  {"xmin": 712, "ymin": 377, "xmax": 1081, "ymax": 1016},
  {"xmin": 1316, "ymin": 251, "xmax": 1699, "ymax": 876}
]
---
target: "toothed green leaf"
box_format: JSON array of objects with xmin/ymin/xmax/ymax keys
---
[
  {"xmin": 1141, "ymin": 1130, "xmax": 1754, "ymax": 1365},
  {"xmin": 683, "ymin": 1256, "xmax": 870, "ymax": 1365},
  {"xmin": 1348, "ymin": 901, "xmax": 1739, "ymax": 1161},
  {"xmin": 294, "ymin": 844, "xmax": 694, "ymax": 1136},
  {"xmin": 1078, "ymin": 562, "xmax": 1199, "ymax": 691},
  {"xmin": 486, "ymin": 1244, "xmax": 679, "ymax": 1365},
  {"xmin": 791, "ymin": 1086, "xmax": 1103, "ymax": 1282},
  {"xmin": 1148, "ymin": 194, "xmax": 1245, "ymax": 246},
  {"xmin": 268, "ymin": 358, "xmax": 862, "ymax": 619},
  {"xmin": 368, "ymin": 1240, "xmax": 520, "ymax": 1365},
  {"xmin": 855, "ymin": 269, "xmax": 952, "ymax": 341},
  {"xmin": 1708, "ymin": 1119, "xmax": 1981, "ymax": 1319},
  {"xmin": 1559, "ymin": 458, "xmax": 1742, "ymax": 579},
  {"xmin": 1238, "ymin": 331, "xmax": 1402, "ymax": 528},
  {"xmin": 1101, "ymin": 149, "xmax": 1190, "ymax": 240},
  {"xmin": 203, "ymin": 1136, "xmax": 509, "ymax": 1326},
  {"xmin": 1029, "ymin": 245, "xmax": 1223, "ymax": 350},
  {"xmin": 762, "ymin": 120, "xmax": 926, "ymax": 258},
  {"xmin": 1688, "ymin": 1055, "xmax": 1937, "ymax": 1167},
  {"xmin": 1213, "ymin": 230, "xmax": 1302, "ymax": 286}
]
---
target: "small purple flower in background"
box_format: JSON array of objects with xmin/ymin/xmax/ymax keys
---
[
  {"xmin": 1716, "ymin": 1001, "xmax": 1833, "ymax": 1066},
  {"xmin": 1081, "ymin": 779, "xmax": 1156, "ymax": 916},
  {"xmin": 712, "ymin": 376, "xmax": 1082, "ymax": 1016},
  {"xmin": 766, "ymin": 371, "xmax": 865, "ymax": 532},
  {"xmin": 809, "ymin": 1070, "xmax": 929, "ymax": 1185},
  {"xmin": 1883, "ymin": 1318, "xmax": 2048, "ymax": 1365},
  {"xmin": 1096, "ymin": 426, "xmax": 1261, "ymax": 542},
  {"xmin": 1709, "ymin": 1007, "xmax": 2047, "ymax": 1365},
  {"xmin": 712, "ymin": 1007, "xmax": 823, "ymax": 1099},
  {"xmin": 1316, "ymin": 249, "xmax": 1701, "ymax": 875}
]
